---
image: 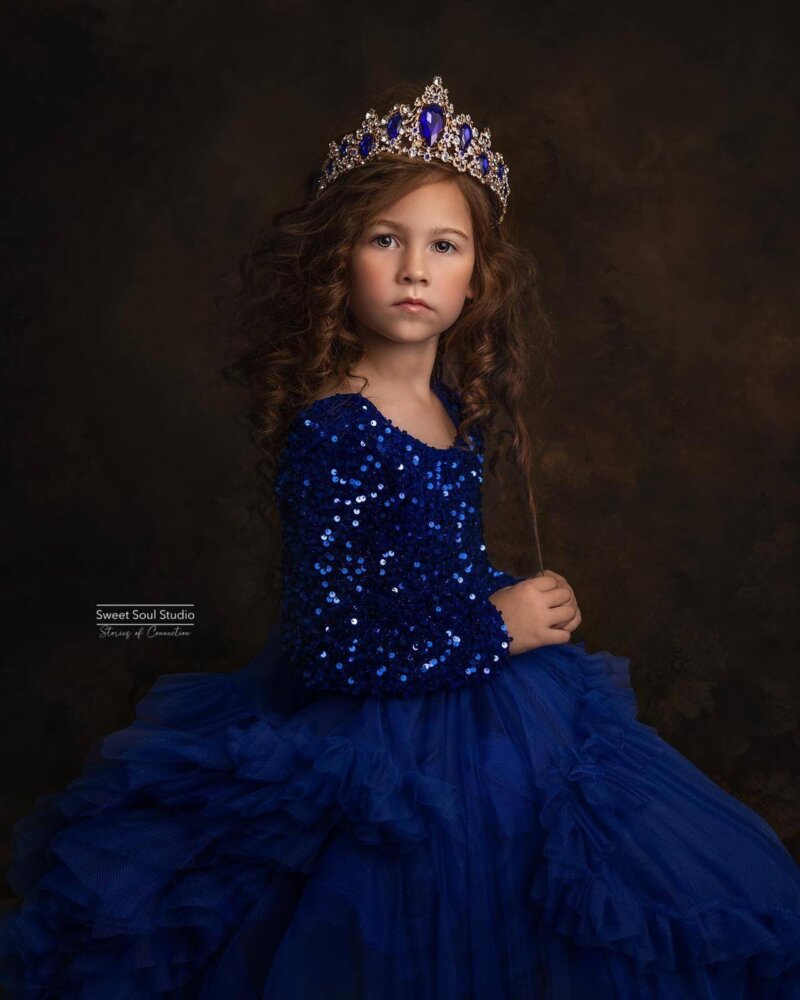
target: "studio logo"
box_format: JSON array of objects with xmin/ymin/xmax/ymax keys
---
[{"xmin": 96, "ymin": 604, "xmax": 196, "ymax": 639}]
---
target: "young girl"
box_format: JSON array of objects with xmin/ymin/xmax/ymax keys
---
[{"xmin": 1, "ymin": 75, "xmax": 799, "ymax": 999}]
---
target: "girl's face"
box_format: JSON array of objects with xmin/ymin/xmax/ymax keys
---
[{"xmin": 348, "ymin": 178, "xmax": 476, "ymax": 347}]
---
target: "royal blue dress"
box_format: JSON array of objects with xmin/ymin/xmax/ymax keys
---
[{"xmin": 2, "ymin": 381, "xmax": 799, "ymax": 999}]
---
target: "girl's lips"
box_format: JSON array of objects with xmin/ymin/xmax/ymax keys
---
[{"xmin": 393, "ymin": 301, "xmax": 431, "ymax": 312}]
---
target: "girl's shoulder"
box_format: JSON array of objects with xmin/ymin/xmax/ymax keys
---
[
  {"xmin": 276, "ymin": 381, "xmax": 484, "ymax": 489},
  {"xmin": 286, "ymin": 391, "xmax": 372, "ymax": 445},
  {"xmin": 280, "ymin": 392, "xmax": 366, "ymax": 464},
  {"xmin": 274, "ymin": 391, "xmax": 382, "ymax": 495}
]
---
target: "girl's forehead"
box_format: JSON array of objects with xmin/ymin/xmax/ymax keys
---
[{"xmin": 367, "ymin": 179, "xmax": 473, "ymax": 224}]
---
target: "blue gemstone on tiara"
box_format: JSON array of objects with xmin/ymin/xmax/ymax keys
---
[
  {"xmin": 339, "ymin": 140, "xmax": 349, "ymax": 156},
  {"xmin": 359, "ymin": 134, "xmax": 374, "ymax": 157},
  {"xmin": 459, "ymin": 124, "xmax": 472, "ymax": 153},
  {"xmin": 387, "ymin": 112, "xmax": 402, "ymax": 140},
  {"xmin": 419, "ymin": 104, "xmax": 444, "ymax": 146},
  {"xmin": 479, "ymin": 153, "xmax": 490, "ymax": 175},
  {"xmin": 498, "ymin": 162, "xmax": 505, "ymax": 180}
]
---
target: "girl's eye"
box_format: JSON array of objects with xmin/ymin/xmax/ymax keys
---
[{"xmin": 370, "ymin": 234, "xmax": 457, "ymax": 254}]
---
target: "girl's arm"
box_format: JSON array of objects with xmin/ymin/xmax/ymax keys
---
[{"xmin": 276, "ymin": 413, "xmax": 515, "ymax": 698}]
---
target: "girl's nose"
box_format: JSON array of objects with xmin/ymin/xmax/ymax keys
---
[{"xmin": 398, "ymin": 246, "xmax": 429, "ymax": 284}]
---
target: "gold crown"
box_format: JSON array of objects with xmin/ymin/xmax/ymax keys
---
[{"xmin": 314, "ymin": 75, "xmax": 510, "ymax": 223}]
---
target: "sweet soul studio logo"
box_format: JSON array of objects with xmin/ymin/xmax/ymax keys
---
[{"xmin": 96, "ymin": 603, "xmax": 195, "ymax": 639}]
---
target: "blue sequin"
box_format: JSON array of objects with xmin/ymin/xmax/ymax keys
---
[{"xmin": 275, "ymin": 381, "xmax": 525, "ymax": 698}]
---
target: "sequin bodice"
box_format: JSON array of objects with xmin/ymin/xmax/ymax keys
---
[{"xmin": 274, "ymin": 382, "xmax": 524, "ymax": 699}]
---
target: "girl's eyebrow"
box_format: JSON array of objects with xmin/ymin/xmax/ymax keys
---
[{"xmin": 368, "ymin": 218, "xmax": 471, "ymax": 241}]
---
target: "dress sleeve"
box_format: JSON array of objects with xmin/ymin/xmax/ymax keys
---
[
  {"xmin": 276, "ymin": 407, "xmax": 514, "ymax": 698},
  {"xmin": 485, "ymin": 561, "xmax": 527, "ymax": 591}
]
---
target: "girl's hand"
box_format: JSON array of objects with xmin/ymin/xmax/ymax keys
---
[
  {"xmin": 489, "ymin": 569, "xmax": 582, "ymax": 655},
  {"xmin": 536, "ymin": 568, "xmax": 582, "ymax": 633}
]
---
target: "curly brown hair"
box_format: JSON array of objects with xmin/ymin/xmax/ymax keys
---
[{"xmin": 220, "ymin": 106, "xmax": 555, "ymax": 576}]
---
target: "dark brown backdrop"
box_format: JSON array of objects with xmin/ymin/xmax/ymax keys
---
[{"xmin": 3, "ymin": 0, "xmax": 799, "ymax": 892}]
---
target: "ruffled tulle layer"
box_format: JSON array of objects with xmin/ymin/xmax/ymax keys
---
[{"xmin": 1, "ymin": 626, "xmax": 799, "ymax": 999}]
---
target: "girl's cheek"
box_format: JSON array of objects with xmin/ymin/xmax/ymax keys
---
[{"xmin": 360, "ymin": 258, "xmax": 390, "ymax": 287}]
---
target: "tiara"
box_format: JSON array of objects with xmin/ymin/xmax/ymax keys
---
[{"xmin": 314, "ymin": 75, "xmax": 510, "ymax": 223}]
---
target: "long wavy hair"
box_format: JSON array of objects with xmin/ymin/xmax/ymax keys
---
[{"xmin": 220, "ymin": 100, "xmax": 556, "ymax": 575}]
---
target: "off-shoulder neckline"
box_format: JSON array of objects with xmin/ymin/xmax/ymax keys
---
[{"xmin": 296, "ymin": 380, "xmax": 471, "ymax": 455}]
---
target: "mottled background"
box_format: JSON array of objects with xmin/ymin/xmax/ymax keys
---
[{"xmin": 2, "ymin": 0, "xmax": 799, "ymax": 903}]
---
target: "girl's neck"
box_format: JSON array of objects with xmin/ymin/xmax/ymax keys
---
[{"xmin": 315, "ymin": 368, "xmax": 439, "ymax": 405}]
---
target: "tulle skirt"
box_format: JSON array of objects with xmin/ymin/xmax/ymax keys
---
[{"xmin": 1, "ymin": 624, "xmax": 799, "ymax": 999}]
